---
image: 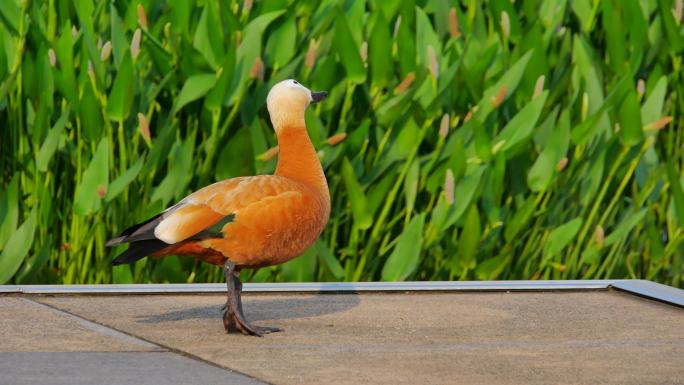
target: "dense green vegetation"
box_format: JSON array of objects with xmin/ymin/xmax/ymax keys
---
[{"xmin": 1, "ymin": 0, "xmax": 683, "ymax": 286}]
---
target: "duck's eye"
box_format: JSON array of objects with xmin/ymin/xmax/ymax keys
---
[{"xmin": 293, "ymin": 80, "xmax": 299, "ymax": 85}]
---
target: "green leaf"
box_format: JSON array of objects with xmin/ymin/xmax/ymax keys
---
[
  {"xmin": 368, "ymin": 10, "xmax": 392, "ymax": 87},
  {"xmin": 215, "ymin": 126, "xmax": 254, "ymax": 180},
  {"xmin": 414, "ymin": 74, "xmax": 438, "ymax": 109},
  {"xmin": 527, "ymin": 109, "xmax": 570, "ymax": 191},
  {"xmin": 316, "ymin": 240, "xmax": 344, "ymax": 279},
  {"xmin": 0, "ymin": 174, "xmax": 19, "ymax": 249},
  {"xmin": 533, "ymin": 107, "xmax": 560, "ymax": 148},
  {"xmin": 150, "ymin": 133, "xmax": 196, "ymax": 207},
  {"xmin": 544, "ymin": 217, "xmax": 583, "ymax": 258},
  {"xmin": 106, "ymin": 156, "xmax": 145, "ymax": 202},
  {"xmin": 107, "ymin": 51, "xmax": 134, "ymax": 121},
  {"xmin": 73, "ymin": 138, "xmax": 109, "ymax": 216},
  {"xmin": 395, "ymin": 6, "xmax": 416, "ymax": 76},
  {"xmin": 444, "ymin": 166, "xmax": 486, "ymax": 229},
  {"xmin": 426, "ymin": 137, "xmax": 466, "ymax": 194},
  {"xmin": 572, "ymin": 0, "xmax": 594, "ymax": 31},
  {"xmin": 376, "ymin": 89, "xmax": 415, "ymax": 126},
  {"xmin": 344, "ymin": 0, "xmax": 365, "ymax": 44},
  {"xmin": 504, "ymin": 194, "xmax": 537, "ymax": 243},
  {"xmin": 658, "ymin": 0, "xmax": 684, "ymax": 52},
  {"xmin": 581, "ymin": 246, "xmax": 600, "ymax": 267},
  {"xmin": 386, "ymin": 118, "xmax": 420, "ymax": 160},
  {"xmin": 341, "ymin": 157, "xmax": 372, "ymax": 230},
  {"xmin": 281, "ymin": 245, "xmax": 317, "ymax": 282},
  {"xmin": 153, "ymin": 256, "xmax": 187, "ymax": 283},
  {"xmin": 475, "ymin": 255, "xmax": 508, "ymax": 280},
  {"xmin": 415, "ymin": 6, "xmax": 441, "ymax": 69},
  {"xmin": 496, "ymin": 0, "xmax": 522, "ymax": 37},
  {"xmin": 193, "ymin": 0, "xmax": 224, "ymax": 68},
  {"xmin": 641, "ymin": 75, "xmax": 667, "ymax": 126},
  {"xmin": 601, "ymin": 0, "xmax": 626, "ymax": 74},
  {"xmin": 80, "ymin": 81, "xmax": 103, "ymax": 141},
  {"xmin": 0, "ymin": 208, "xmax": 37, "ymax": 284},
  {"xmin": 604, "ymin": 209, "xmax": 648, "ymax": 246},
  {"xmin": 143, "ymin": 121, "xmax": 176, "ymax": 175},
  {"xmin": 617, "ymin": 88, "xmax": 643, "ymax": 145},
  {"xmin": 573, "ymin": 36, "xmax": 605, "ymax": 114},
  {"xmin": 305, "ymin": 108, "xmax": 325, "ymax": 145},
  {"xmin": 249, "ymin": 119, "xmax": 272, "ymax": 174},
  {"xmin": 476, "ymin": 50, "xmax": 533, "ymax": 120},
  {"xmin": 571, "ymin": 76, "xmax": 630, "ymax": 144},
  {"xmin": 469, "ymin": 119, "xmax": 492, "ymax": 162},
  {"xmin": 404, "ymin": 160, "xmax": 420, "ymax": 219},
  {"xmin": 332, "ymin": 7, "xmax": 366, "ymax": 84},
  {"xmin": 666, "ymin": 162, "xmax": 684, "ymax": 227},
  {"xmin": 265, "ymin": 13, "xmax": 296, "ymax": 69},
  {"xmin": 54, "ymin": 21, "xmax": 78, "ymax": 107},
  {"xmin": 367, "ymin": 173, "xmax": 396, "ymax": 217},
  {"xmin": 205, "ymin": 42, "xmax": 236, "ymax": 111},
  {"xmin": 0, "ymin": 26, "xmax": 7, "ymax": 80},
  {"xmin": 381, "ymin": 213, "xmax": 426, "ymax": 281},
  {"xmin": 496, "ymin": 91, "xmax": 548, "ymax": 154},
  {"xmin": 15, "ymin": 238, "xmax": 50, "ymax": 284},
  {"xmin": 228, "ymin": 10, "xmax": 285, "ymax": 105},
  {"xmin": 112, "ymin": 265, "xmax": 134, "ymax": 284},
  {"xmin": 646, "ymin": 213, "xmax": 664, "ymax": 263},
  {"xmin": 0, "ymin": 0, "xmax": 20, "ymax": 35},
  {"xmin": 580, "ymin": 147, "xmax": 607, "ymax": 207},
  {"xmin": 371, "ymin": 0, "xmax": 402, "ymax": 20},
  {"xmin": 172, "ymin": 73, "xmax": 217, "ymax": 115},
  {"xmin": 624, "ymin": 0, "xmax": 647, "ymax": 70},
  {"xmin": 109, "ymin": 3, "xmax": 127, "ymax": 68},
  {"xmin": 169, "ymin": 1, "xmax": 192, "ymax": 35},
  {"xmin": 74, "ymin": 0, "xmax": 95, "ymax": 36},
  {"xmin": 36, "ymin": 108, "xmax": 69, "ymax": 172},
  {"xmin": 455, "ymin": 204, "xmax": 481, "ymax": 271}
]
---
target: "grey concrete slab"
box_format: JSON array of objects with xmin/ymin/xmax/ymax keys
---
[
  {"xmin": 35, "ymin": 291, "xmax": 684, "ymax": 385},
  {"xmin": 0, "ymin": 352, "xmax": 268, "ymax": 385},
  {"xmin": 0, "ymin": 297, "xmax": 160, "ymax": 352}
]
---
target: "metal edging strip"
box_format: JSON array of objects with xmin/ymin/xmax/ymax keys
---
[
  {"xmin": 610, "ymin": 280, "xmax": 684, "ymax": 308},
  {"xmin": 1, "ymin": 280, "xmax": 683, "ymax": 308},
  {"xmin": 0, "ymin": 280, "xmax": 615, "ymax": 294}
]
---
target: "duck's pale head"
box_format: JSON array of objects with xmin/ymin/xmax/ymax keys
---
[{"xmin": 267, "ymin": 79, "xmax": 327, "ymax": 133}]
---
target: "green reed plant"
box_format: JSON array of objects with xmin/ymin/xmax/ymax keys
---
[{"xmin": 0, "ymin": 0, "xmax": 683, "ymax": 286}]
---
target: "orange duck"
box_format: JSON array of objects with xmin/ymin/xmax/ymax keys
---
[{"xmin": 106, "ymin": 80, "xmax": 330, "ymax": 336}]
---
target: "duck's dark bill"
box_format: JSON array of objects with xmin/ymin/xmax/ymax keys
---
[{"xmin": 311, "ymin": 91, "xmax": 328, "ymax": 103}]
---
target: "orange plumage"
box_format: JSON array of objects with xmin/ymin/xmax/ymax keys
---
[
  {"xmin": 152, "ymin": 173, "xmax": 329, "ymax": 268},
  {"xmin": 107, "ymin": 80, "xmax": 330, "ymax": 335}
]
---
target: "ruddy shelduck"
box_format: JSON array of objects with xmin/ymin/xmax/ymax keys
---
[{"xmin": 107, "ymin": 80, "xmax": 330, "ymax": 336}]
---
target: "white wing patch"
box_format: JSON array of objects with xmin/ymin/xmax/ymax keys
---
[{"xmin": 154, "ymin": 215, "xmax": 185, "ymax": 244}]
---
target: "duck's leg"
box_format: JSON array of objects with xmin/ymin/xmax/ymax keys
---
[{"xmin": 222, "ymin": 260, "xmax": 282, "ymax": 336}]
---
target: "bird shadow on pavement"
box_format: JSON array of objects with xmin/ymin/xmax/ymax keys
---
[{"xmin": 135, "ymin": 294, "xmax": 360, "ymax": 324}]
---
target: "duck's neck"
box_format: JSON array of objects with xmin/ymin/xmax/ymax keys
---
[{"xmin": 274, "ymin": 125, "xmax": 329, "ymax": 199}]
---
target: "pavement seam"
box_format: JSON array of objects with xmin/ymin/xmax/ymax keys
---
[
  {"xmin": 19, "ymin": 298, "xmax": 162, "ymax": 351},
  {"xmin": 28, "ymin": 297, "xmax": 276, "ymax": 385}
]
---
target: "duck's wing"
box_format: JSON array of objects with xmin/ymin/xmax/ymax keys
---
[{"xmin": 107, "ymin": 176, "xmax": 303, "ymax": 264}]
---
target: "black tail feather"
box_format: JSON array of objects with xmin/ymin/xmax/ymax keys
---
[
  {"xmin": 106, "ymin": 213, "xmax": 165, "ymax": 246},
  {"xmin": 112, "ymin": 239, "xmax": 169, "ymax": 265},
  {"xmin": 105, "ymin": 236, "xmax": 127, "ymax": 247}
]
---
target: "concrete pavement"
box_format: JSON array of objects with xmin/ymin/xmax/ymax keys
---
[{"xmin": 1, "ymin": 289, "xmax": 683, "ymax": 384}]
